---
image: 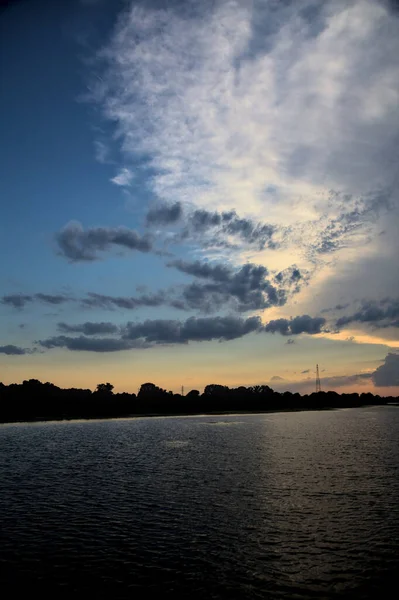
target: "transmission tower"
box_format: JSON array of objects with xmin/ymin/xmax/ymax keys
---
[{"xmin": 316, "ymin": 364, "xmax": 321, "ymax": 393}]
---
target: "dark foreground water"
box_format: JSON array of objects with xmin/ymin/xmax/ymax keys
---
[{"xmin": 1, "ymin": 407, "xmax": 399, "ymax": 599}]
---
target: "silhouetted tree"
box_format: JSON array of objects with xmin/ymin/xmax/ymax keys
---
[
  {"xmin": 0, "ymin": 376, "xmax": 394, "ymax": 424},
  {"xmin": 96, "ymin": 383, "xmax": 114, "ymax": 394}
]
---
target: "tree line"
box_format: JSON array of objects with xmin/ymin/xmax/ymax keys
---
[{"xmin": 0, "ymin": 379, "xmax": 396, "ymax": 423}]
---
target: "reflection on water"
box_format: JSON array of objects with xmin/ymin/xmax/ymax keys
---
[{"xmin": 1, "ymin": 407, "xmax": 399, "ymax": 598}]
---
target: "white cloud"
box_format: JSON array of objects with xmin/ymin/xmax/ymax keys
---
[
  {"xmin": 92, "ymin": 0, "xmax": 399, "ymax": 342},
  {"xmin": 110, "ymin": 167, "xmax": 134, "ymax": 187},
  {"xmin": 94, "ymin": 140, "xmax": 111, "ymax": 164}
]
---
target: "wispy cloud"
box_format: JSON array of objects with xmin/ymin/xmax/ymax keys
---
[
  {"xmin": 93, "ymin": 140, "xmax": 112, "ymax": 164},
  {"xmin": 94, "ymin": 0, "xmax": 398, "ymax": 267},
  {"xmin": 146, "ymin": 203, "xmax": 281, "ymax": 251},
  {"xmin": 110, "ymin": 167, "xmax": 134, "ymax": 187},
  {"xmin": 1, "ymin": 293, "xmax": 72, "ymax": 309}
]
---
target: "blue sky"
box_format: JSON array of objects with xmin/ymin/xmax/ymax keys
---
[{"xmin": 1, "ymin": 0, "xmax": 398, "ymax": 394}]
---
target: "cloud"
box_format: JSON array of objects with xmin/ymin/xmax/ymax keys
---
[
  {"xmin": 122, "ymin": 315, "xmax": 262, "ymax": 344},
  {"xmin": 168, "ymin": 259, "xmax": 296, "ymax": 312},
  {"xmin": 187, "ymin": 208, "xmax": 279, "ymax": 250},
  {"xmin": 265, "ymin": 315, "xmax": 326, "ymax": 336},
  {"xmin": 93, "ymin": 0, "xmax": 399, "ymax": 274},
  {"xmin": 270, "ymin": 372, "xmax": 373, "ymax": 394},
  {"xmin": 311, "ymin": 191, "xmax": 392, "ymax": 256},
  {"xmin": 146, "ymin": 202, "xmax": 183, "ymax": 225},
  {"xmin": 286, "ymin": 338, "xmax": 295, "ymax": 345},
  {"xmin": 81, "ymin": 291, "xmax": 167, "ymax": 310},
  {"xmin": 321, "ymin": 303, "xmax": 350, "ymax": 314},
  {"xmin": 301, "ymin": 369, "xmax": 310, "ymax": 374},
  {"xmin": 35, "ymin": 294, "xmax": 71, "ymax": 305},
  {"xmin": 1, "ymin": 294, "xmax": 33, "ymax": 309},
  {"xmin": 38, "ymin": 315, "xmax": 262, "ymax": 352},
  {"xmin": 371, "ymin": 353, "xmax": 399, "ymax": 387},
  {"xmin": 94, "ymin": 140, "xmax": 111, "ymax": 164},
  {"xmin": 57, "ymin": 322, "xmax": 119, "ymax": 335},
  {"xmin": 35, "ymin": 309, "xmax": 334, "ymax": 353},
  {"xmin": 55, "ymin": 221, "xmax": 152, "ymax": 261},
  {"xmin": 271, "ymin": 375, "xmax": 285, "ymax": 381},
  {"xmin": 0, "ymin": 344, "xmax": 29, "ymax": 355},
  {"xmin": 146, "ymin": 203, "xmax": 280, "ymax": 250},
  {"xmin": 168, "ymin": 259, "xmax": 231, "ymax": 282},
  {"xmin": 278, "ymin": 353, "xmax": 399, "ymax": 391},
  {"xmin": 110, "ymin": 167, "xmax": 134, "ymax": 186},
  {"xmin": 1, "ymin": 293, "xmax": 72, "ymax": 309},
  {"xmin": 38, "ymin": 335, "xmax": 138, "ymax": 353},
  {"xmin": 336, "ymin": 298, "xmax": 399, "ymax": 329}
]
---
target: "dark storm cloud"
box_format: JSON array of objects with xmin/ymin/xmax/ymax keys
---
[
  {"xmin": 371, "ymin": 353, "xmax": 399, "ymax": 387},
  {"xmin": 0, "ymin": 344, "xmax": 29, "ymax": 355},
  {"xmin": 123, "ymin": 315, "xmax": 262, "ymax": 344},
  {"xmin": 336, "ymin": 298, "xmax": 399, "ymax": 329},
  {"xmin": 265, "ymin": 315, "xmax": 326, "ymax": 336},
  {"xmin": 56, "ymin": 221, "xmax": 152, "ymax": 261},
  {"xmin": 384, "ymin": 0, "xmax": 399, "ymax": 14},
  {"xmin": 38, "ymin": 335, "xmax": 138, "ymax": 353},
  {"xmin": 57, "ymin": 322, "xmax": 119, "ymax": 335},
  {"xmin": 168, "ymin": 260, "xmax": 288, "ymax": 312},
  {"xmin": 146, "ymin": 202, "xmax": 183, "ymax": 225}
]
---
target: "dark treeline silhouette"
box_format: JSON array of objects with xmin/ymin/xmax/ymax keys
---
[{"xmin": 0, "ymin": 379, "xmax": 397, "ymax": 423}]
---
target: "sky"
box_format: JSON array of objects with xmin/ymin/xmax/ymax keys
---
[{"xmin": 1, "ymin": 0, "xmax": 398, "ymax": 395}]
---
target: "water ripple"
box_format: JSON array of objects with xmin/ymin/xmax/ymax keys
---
[{"xmin": 1, "ymin": 408, "xmax": 399, "ymax": 598}]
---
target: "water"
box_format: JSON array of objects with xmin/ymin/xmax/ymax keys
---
[{"xmin": 1, "ymin": 407, "xmax": 399, "ymax": 599}]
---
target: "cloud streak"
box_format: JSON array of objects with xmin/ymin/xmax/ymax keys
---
[
  {"xmin": 38, "ymin": 335, "xmax": 137, "ymax": 353},
  {"xmin": 57, "ymin": 321, "xmax": 119, "ymax": 335},
  {"xmin": 0, "ymin": 344, "xmax": 31, "ymax": 356},
  {"xmin": 336, "ymin": 298, "xmax": 399, "ymax": 329},
  {"xmin": 55, "ymin": 221, "xmax": 152, "ymax": 261},
  {"xmin": 36, "ymin": 312, "xmax": 329, "ymax": 353},
  {"xmin": 1, "ymin": 293, "xmax": 72, "ymax": 309}
]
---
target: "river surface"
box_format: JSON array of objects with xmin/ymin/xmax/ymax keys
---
[{"xmin": 1, "ymin": 407, "xmax": 399, "ymax": 598}]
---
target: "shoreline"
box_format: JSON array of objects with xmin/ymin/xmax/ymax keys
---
[{"xmin": 2, "ymin": 404, "xmax": 398, "ymax": 426}]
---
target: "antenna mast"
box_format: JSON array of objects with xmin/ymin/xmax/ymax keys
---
[{"xmin": 316, "ymin": 364, "xmax": 321, "ymax": 393}]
